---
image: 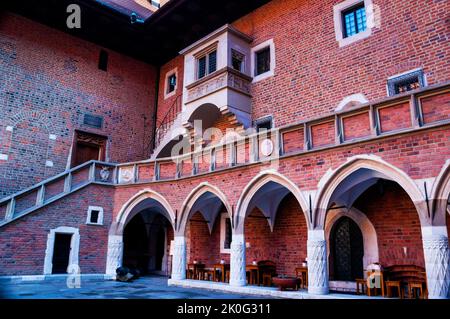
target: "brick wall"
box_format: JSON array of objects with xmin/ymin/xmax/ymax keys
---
[
  {"xmin": 354, "ymin": 181, "xmax": 425, "ymax": 267},
  {"xmin": 245, "ymin": 194, "xmax": 308, "ymax": 277},
  {"xmin": 0, "ymin": 185, "xmax": 113, "ymax": 275},
  {"xmin": 0, "ymin": 13, "xmax": 157, "ymax": 197},
  {"xmin": 231, "ymin": 0, "xmax": 449, "ymax": 126}
]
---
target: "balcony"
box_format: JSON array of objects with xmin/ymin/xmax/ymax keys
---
[{"xmin": 151, "ymin": 25, "xmax": 253, "ymax": 159}]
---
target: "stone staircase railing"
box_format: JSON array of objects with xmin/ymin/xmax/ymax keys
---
[{"xmin": 1, "ymin": 82, "xmax": 449, "ymax": 228}]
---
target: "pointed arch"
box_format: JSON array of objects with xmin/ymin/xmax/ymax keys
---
[
  {"xmin": 314, "ymin": 155, "xmax": 426, "ymax": 229},
  {"xmin": 111, "ymin": 189, "xmax": 176, "ymax": 236},
  {"xmin": 178, "ymin": 182, "xmax": 233, "ymax": 236},
  {"xmin": 235, "ymin": 169, "xmax": 310, "ymax": 233},
  {"xmin": 430, "ymin": 160, "xmax": 450, "ymax": 225}
]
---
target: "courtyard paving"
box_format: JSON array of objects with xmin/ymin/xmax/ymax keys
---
[{"xmin": 0, "ymin": 276, "xmax": 271, "ymax": 299}]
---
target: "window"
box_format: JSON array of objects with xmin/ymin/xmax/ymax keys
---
[
  {"xmin": 86, "ymin": 206, "xmax": 104, "ymax": 225},
  {"xmin": 231, "ymin": 49, "xmax": 245, "ymax": 72},
  {"xmin": 220, "ymin": 213, "xmax": 232, "ymax": 253},
  {"xmin": 98, "ymin": 50, "xmax": 108, "ymax": 71},
  {"xmin": 197, "ymin": 50, "xmax": 217, "ymax": 79},
  {"xmin": 342, "ymin": 3, "xmax": 367, "ymax": 38},
  {"xmin": 164, "ymin": 68, "xmax": 178, "ymax": 99},
  {"xmin": 255, "ymin": 47, "xmax": 270, "ymax": 76},
  {"xmin": 167, "ymin": 73, "xmax": 176, "ymax": 93},
  {"xmin": 251, "ymin": 39, "xmax": 275, "ymax": 82},
  {"xmin": 387, "ymin": 69, "xmax": 425, "ymax": 96},
  {"xmin": 333, "ymin": 0, "xmax": 375, "ymax": 47},
  {"xmin": 255, "ymin": 116, "xmax": 273, "ymax": 132}
]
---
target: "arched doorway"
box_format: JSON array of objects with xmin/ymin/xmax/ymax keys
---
[
  {"xmin": 122, "ymin": 211, "xmax": 173, "ymax": 276},
  {"xmin": 329, "ymin": 216, "xmax": 364, "ymax": 281}
]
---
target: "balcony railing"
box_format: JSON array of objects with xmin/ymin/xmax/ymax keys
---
[
  {"xmin": 186, "ymin": 67, "xmax": 252, "ymax": 104},
  {"xmin": 154, "ymin": 94, "xmax": 182, "ymax": 149},
  {"xmin": 1, "ymin": 82, "xmax": 449, "ymax": 227}
]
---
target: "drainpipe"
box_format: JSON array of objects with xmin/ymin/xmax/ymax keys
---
[{"xmin": 151, "ymin": 66, "xmax": 161, "ymax": 153}]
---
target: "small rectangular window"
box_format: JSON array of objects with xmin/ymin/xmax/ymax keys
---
[
  {"xmin": 255, "ymin": 116, "xmax": 273, "ymax": 132},
  {"xmin": 342, "ymin": 3, "xmax": 367, "ymax": 38},
  {"xmin": 90, "ymin": 210, "xmax": 99, "ymax": 224},
  {"xmin": 83, "ymin": 114, "xmax": 103, "ymax": 128},
  {"xmin": 167, "ymin": 73, "xmax": 177, "ymax": 93},
  {"xmin": 231, "ymin": 49, "xmax": 245, "ymax": 72},
  {"xmin": 255, "ymin": 47, "xmax": 271, "ymax": 76},
  {"xmin": 98, "ymin": 50, "xmax": 108, "ymax": 71},
  {"xmin": 387, "ymin": 70, "xmax": 425, "ymax": 96}
]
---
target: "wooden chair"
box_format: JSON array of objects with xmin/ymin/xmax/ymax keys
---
[
  {"xmin": 258, "ymin": 260, "xmax": 276, "ymax": 287},
  {"xmin": 295, "ymin": 267, "xmax": 308, "ymax": 290},
  {"xmin": 366, "ymin": 270, "xmax": 385, "ymax": 297},
  {"xmin": 355, "ymin": 278, "xmax": 366, "ymax": 295}
]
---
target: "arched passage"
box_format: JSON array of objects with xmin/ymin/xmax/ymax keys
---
[
  {"xmin": 315, "ymin": 156, "xmax": 429, "ymax": 293},
  {"xmin": 235, "ymin": 171, "xmax": 309, "ymax": 285},
  {"xmin": 178, "ymin": 183, "xmax": 233, "ymax": 281},
  {"xmin": 106, "ymin": 190, "xmax": 176, "ymax": 276}
]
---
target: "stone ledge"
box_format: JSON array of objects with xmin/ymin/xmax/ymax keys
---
[{"xmin": 168, "ymin": 279, "xmax": 379, "ymax": 299}]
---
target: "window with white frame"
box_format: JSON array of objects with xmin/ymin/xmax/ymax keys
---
[
  {"xmin": 251, "ymin": 39, "xmax": 275, "ymax": 82},
  {"xmin": 164, "ymin": 68, "xmax": 178, "ymax": 99},
  {"xmin": 196, "ymin": 47, "xmax": 217, "ymax": 80},
  {"xmin": 333, "ymin": 0, "xmax": 375, "ymax": 47},
  {"xmin": 86, "ymin": 206, "xmax": 104, "ymax": 225},
  {"xmin": 220, "ymin": 213, "xmax": 232, "ymax": 253}
]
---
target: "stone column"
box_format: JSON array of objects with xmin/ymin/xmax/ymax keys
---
[
  {"xmin": 230, "ymin": 234, "xmax": 246, "ymax": 287},
  {"xmin": 307, "ymin": 230, "xmax": 329, "ymax": 295},
  {"xmin": 171, "ymin": 236, "xmax": 187, "ymax": 280},
  {"xmin": 422, "ymin": 226, "xmax": 450, "ymax": 299},
  {"xmin": 106, "ymin": 235, "xmax": 123, "ymax": 277}
]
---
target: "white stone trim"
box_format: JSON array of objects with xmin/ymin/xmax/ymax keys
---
[
  {"xmin": 333, "ymin": 0, "xmax": 375, "ymax": 47},
  {"xmin": 43, "ymin": 226, "xmax": 80, "ymax": 275},
  {"xmin": 6, "ymin": 126, "xmax": 13, "ymax": 132},
  {"xmin": 0, "ymin": 153, "xmax": 8, "ymax": 161},
  {"xmin": 45, "ymin": 160, "xmax": 54, "ymax": 167},
  {"xmin": 49, "ymin": 134, "xmax": 57, "ymax": 140},
  {"xmin": 86, "ymin": 206, "xmax": 104, "ymax": 225},
  {"xmin": 220, "ymin": 213, "xmax": 231, "ymax": 254},
  {"xmin": 335, "ymin": 93, "xmax": 368, "ymax": 112},
  {"xmin": 251, "ymin": 38, "xmax": 275, "ymax": 83},
  {"xmin": 163, "ymin": 67, "xmax": 178, "ymax": 99}
]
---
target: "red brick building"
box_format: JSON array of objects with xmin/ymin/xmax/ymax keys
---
[{"xmin": 0, "ymin": 0, "xmax": 449, "ymax": 298}]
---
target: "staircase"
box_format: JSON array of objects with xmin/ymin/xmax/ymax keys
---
[{"xmin": 0, "ymin": 160, "xmax": 116, "ymax": 228}]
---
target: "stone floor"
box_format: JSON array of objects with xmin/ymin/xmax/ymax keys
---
[{"xmin": 0, "ymin": 276, "xmax": 271, "ymax": 299}]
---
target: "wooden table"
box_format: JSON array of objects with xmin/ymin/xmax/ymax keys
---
[
  {"xmin": 187, "ymin": 263, "xmax": 205, "ymax": 280},
  {"xmin": 213, "ymin": 263, "xmax": 230, "ymax": 282},
  {"xmin": 295, "ymin": 267, "xmax": 308, "ymax": 289},
  {"xmin": 246, "ymin": 264, "xmax": 260, "ymax": 286}
]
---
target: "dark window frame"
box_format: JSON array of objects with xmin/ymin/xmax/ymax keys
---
[
  {"xmin": 387, "ymin": 70, "xmax": 425, "ymax": 96},
  {"xmin": 197, "ymin": 49, "xmax": 217, "ymax": 80},
  {"xmin": 254, "ymin": 116, "xmax": 273, "ymax": 132},
  {"xmin": 167, "ymin": 73, "xmax": 177, "ymax": 94},
  {"xmin": 342, "ymin": 2, "xmax": 367, "ymax": 38},
  {"xmin": 255, "ymin": 46, "xmax": 271, "ymax": 76},
  {"xmin": 98, "ymin": 49, "xmax": 108, "ymax": 71}
]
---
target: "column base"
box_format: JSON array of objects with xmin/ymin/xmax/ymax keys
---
[
  {"xmin": 229, "ymin": 279, "xmax": 246, "ymax": 287},
  {"xmin": 308, "ymin": 286, "xmax": 329, "ymax": 295}
]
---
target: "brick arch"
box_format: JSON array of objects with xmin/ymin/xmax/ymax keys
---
[
  {"xmin": 111, "ymin": 188, "xmax": 176, "ymax": 236},
  {"xmin": 314, "ymin": 155, "xmax": 426, "ymax": 229},
  {"xmin": 235, "ymin": 169, "xmax": 310, "ymax": 234},
  {"xmin": 177, "ymin": 182, "xmax": 232, "ymax": 236},
  {"xmin": 431, "ymin": 160, "xmax": 450, "ymax": 226}
]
